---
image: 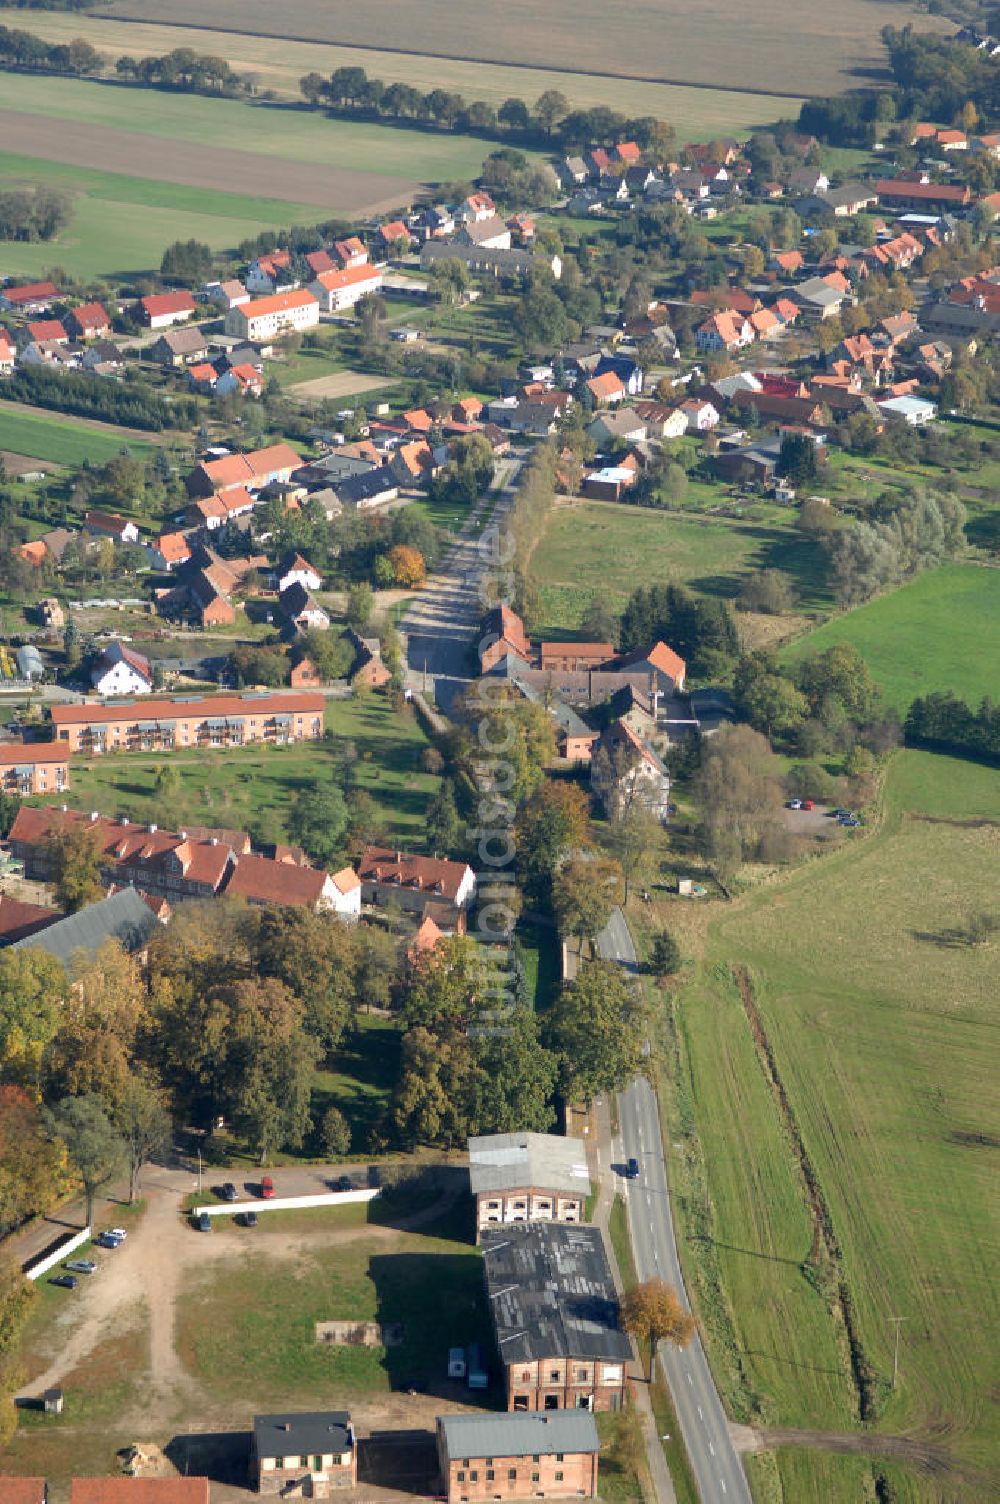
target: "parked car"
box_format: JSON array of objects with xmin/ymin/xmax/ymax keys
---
[
  {"xmin": 447, "ymin": 1346, "xmax": 467, "ymax": 1380},
  {"xmin": 801, "ymin": 799, "xmax": 816, "ymax": 811},
  {"xmin": 259, "ymin": 1175, "xmax": 275, "ymax": 1199},
  {"xmin": 838, "ymin": 814, "xmax": 860, "ymax": 827},
  {"xmin": 64, "ymin": 1259, "xmax": 97, "ymax": 1275},
  {"xmin": 239, "ymin": 1210, "xmax": 259, "ymax": 1229},
  {"xmin": 106, "ymin": 1227, "xmax": 128, "ymax": 1242},
  {"xmin": 95, "ymin": 1231, "xmax": 123, "ymax": 1249},
  {"xmin": 335, "ymin": 1175, "xmax": 353, "ymax": 1193},
  {"xmin": 51, "ymin": 1274, "xmax": 78, "ymax": 1289},
  {"xmin": 829, "ymin": 807, "xmax": 851, "ymax": 819},
  {"xmin": 466, "ymin": 1342, "xmax": 488, "ymax": 1391},
  {"xmin": 195, "ymin": 1212, "xmax": 212, "ymax": 1233},
  {"xmin": 626, "ymin": 1156, "xmax": 640, "ymax": 1179},
  {"xmin": 218, "ymin": 1182, "xmax": 238, "ymax": 1202},
  {"xmin": 786, "ymin": 799, "xmax": 803, "ymax": 810}
]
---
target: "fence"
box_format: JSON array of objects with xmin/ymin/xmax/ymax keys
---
[
  {"xmin": 24, "ymin": 1225, "xmax": 92, "ymax": 1281},
  {"xmin": 192, "ymin": 1189, "xmax": 379, "ymax": 1218}
]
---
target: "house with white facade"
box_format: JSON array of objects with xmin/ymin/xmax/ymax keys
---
[
  {"xmin": 90, "ymin": 641, "xmax": 154, "ymax": 697},
  {"xmin": 225, "ymin": 290, "xmax": 319, "ymax": 342}
]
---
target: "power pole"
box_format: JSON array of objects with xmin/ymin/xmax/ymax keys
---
[{"xmin": 889, "ymin": 1315, "xmax": 906, "ymax": 1390}]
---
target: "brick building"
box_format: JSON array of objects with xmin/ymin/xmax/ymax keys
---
[
  {"xmin": 357, "ymin": 846, "xmax": 476, "ymax": 922},
  {"xmin": 436, "ymin": 1412, "xmax": 600, "ymax": 1502},
  {"xmin": 49, "ymin": 692, "xmax": 323, "ymax": 755},
  {"xmin": 0, "ymin": 741, "xmax": 70, "ymax": 796},
  {"xmin": 468, "ymin": 1132, "xmax": 591, "ymax": 1241},
  {"xmin": 252, "ymin": 1411, "xmax": 356, "ymax": 1494},
  {"xmin": 481, "ymin": 1224, "xmax": 631, "ymax": 1413}
]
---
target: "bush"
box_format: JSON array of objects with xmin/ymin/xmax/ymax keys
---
[
  {"xmin": 786, "ymin": 762, "xmax": 836, "ymax": 802},
  {"xmin": 649, "ymin": 930, "xmax": 682, "ymax": 977}
]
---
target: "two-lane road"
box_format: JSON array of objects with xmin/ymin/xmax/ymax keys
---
[{"xmin": 598, "ymin": 912, "xmax": 751, "ymax": 1504}]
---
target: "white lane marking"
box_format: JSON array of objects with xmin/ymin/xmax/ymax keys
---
[
  {"xmin": 686, "ymin": 1372, "xmax": 693, "ymax": 1385},
  {"xmin": 697, "ymin": 1406, "xmax": 703, "ymax": 1421},
  {"xmin": 709, "ymin": 1443, "xmax": 715, "ymax": 1457},
  {"xmin": 720, "ymin": 1480, "xmax": 727, "ymax": 1494}
]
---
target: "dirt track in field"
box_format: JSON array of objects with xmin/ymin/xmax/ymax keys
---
[{"xmin": 0, "ymin": 109, "xmax": 418, "ymax": 215}]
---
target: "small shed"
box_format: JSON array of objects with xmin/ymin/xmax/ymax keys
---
[
  {"xmin": 44, "ymin": 1387, "xmax": 64, "ymax": 1414},
  {"xmin": 16, "ymin": 644, "xmax": 45, "ymax": 682}
]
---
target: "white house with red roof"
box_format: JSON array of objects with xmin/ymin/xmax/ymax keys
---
[
  {"xmin": 0, "ymin": 280, "xmax": 58, "ymax": 312},
  {"xmin": 140, "ymin": 291, "xmax": 196, "ymax": 328},
  {"xmin": 0, "ymin": 332, "xmax": 15, "ymax": 374},
  {"xmin": 358, "ymin": 845, "xmax": 476, "ymax": 919},
  {"xmin": 591, "ymin": 718, "xmax": 671, "ymax": 818},
  {"xmin": 615, "ymin": 639, "xmax": 687, "ymax": 692},
  {"xmin": 695, "ymin": 311, "xmax": 754, "ymax": 352},
  {"xmin": 65, "ymin": 302, "xmax": 111, "ymax": 340},
  {"xmin": 225, "ymin": 288, "xmax": 319, "ymax": 341},
  {"xmin": 90, "ymin": 641, "xmax": 154, "ymax": 696},
  {"xmin": 308, "ymin": 264, "xmax": 383, "ymax": 313},
  {"xmin": 333, "ymin": 236, "xmax": 368, "ymax": 268}
]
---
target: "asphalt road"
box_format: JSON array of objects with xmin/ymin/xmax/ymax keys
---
[
  {"xmin": 401, "ymin": 450, "xmax": 523, "ymax": 712},
  {"xmin": 598, "ymin": 910, "xmax": 751, "ymax": 1504}
]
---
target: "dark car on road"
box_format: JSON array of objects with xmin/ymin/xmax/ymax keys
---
[
  {"xmin": 335, "ymin": 1175, "xmax": 353, "ymax": 1192},
  {"xmin": 626, "ymin": 1157, "xmax": 640, "ymax": 1179},
  {"xmin": 217, "ymin": 1182, "xmax": 238, "ymax": 1202}
]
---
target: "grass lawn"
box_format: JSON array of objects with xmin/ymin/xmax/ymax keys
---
[
  {"xmin": 175, "ymin": 1224, "xmax": 492, "ymax": 1404},
  {"xmin": 594, "ymin": 1407, "xmax": 646, "ymax": 1503},
  {"xmin": 531, "ymin": 501, "xmax": 831, "ymax": 632},
  {"xmin": 312, "ymin": 1014, "xmax": 402, "ymax": 1145},
  {"xmin": 781, "ymin": 563, "xmax": 1000, "ymax": 710},
  {"xmin": 41, "ymin": 696, "xmax": 439, "ymax": 846},
  {"xmin": 0, "ymin": 152, "xmax": 326, "ymax": 281},
  {"xmin": 669, "ymin": 750, "xmax": 1000, "ymax": 1499},
  {"xmin": 0, "ymin": 401, "xmax": 153, "ymax": 466}
]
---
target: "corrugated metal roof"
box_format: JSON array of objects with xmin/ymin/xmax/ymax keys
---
[
  {"xmin": 482, "ymin": 1224, "xmax": 630, "ymax": 1365},
  {"xmin": 469, "ymin": 1132, "xmax": 591, "ymax": 1197},
  {"xmin": 438, "ymin": 1410, "xmax": 599, "ymax": 1461}
]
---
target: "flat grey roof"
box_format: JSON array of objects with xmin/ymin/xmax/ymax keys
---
[
  {"xmin": 468, "ymin": 1132, "xmax": 591, "ymax": 1197},
  {"xmin": 438, "ymin": 1410, "xmax": 599, "ymax": 1461},
  {"xmin": 254, "ymin": 1412, "xmax": 352, "ymax": 1457},
  {"xmin": 482, "ymin": 1223, "xmax": 630, "ymax": 1366}
]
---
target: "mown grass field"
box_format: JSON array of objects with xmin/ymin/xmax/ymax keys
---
[
  {"xmin": 175, "ymin": 1223, "xmax": 491, "ymax": 1403},
  {"xmin": 0, "ymin": 73, "xmax": 495, "ymax": 181},
  {"xmin": 0, "ymin": 400, "xmax": 153, "ymax": 466},
  {"xmin": 530, "ymin": 501, "xmax": 831, "ymax": 633},
  {"xmin": 3, "ymin": 8, "xmax": 799, "ymax": 138},
  {"xmin": 0, "ymin": 151, "xmax": 324, "ymax": 279},
  {"xmin": 41, "ymin": 697, "xmax": 438, "ymax": 847},
  {"xmin": 782, "ymin": 564, "xmax": 1000, "ymax": 710},
  {"xmin": 93, "ymin": 0, "xmax": 946, "ymax": 97},
  {"xmin": 671, "ymin": 751, "xmax": 1000, "ymax": 1501}
]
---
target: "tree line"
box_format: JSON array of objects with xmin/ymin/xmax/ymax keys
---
[
  {"xmin": 299, "ymin": 65, "xmax": 676, "ymax": 156},
  {"xmin": 0, "ymin": 25, "xmax": 254, "ymax": 98},
  {"xmin": 4, "ymin": 364, "xmax": 198, "ymax": 433},
  {"xmin": 904, "ymin": 691, "xmax": 1000, "ymax": 762}
]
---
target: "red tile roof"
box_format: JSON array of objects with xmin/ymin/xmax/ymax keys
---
[
  {"xmin": 155, "ymin": 531, "xmax": 191, "ymax": 563},
  {"xmin": 359, "ymin": 846, "xmax": 472, "ymax": 903},
  {"xmin": 197, "ymin": 443, "xmax": 303, "ymax": 492},
  {"xmin": 141, "ymin": 291, "xmax": 195, "ymax": 319},
  {"xmin": 305, "ymin": 249, "xmax": 335, "ymax": 274},
  {"xmin": 0, "ymin": 897, "xmax": 58, "ymax": 943},
  {"xmin": 314, "ymin": 264, "xmax": 381, "ymax": 292},
  {"xmin": 0, "ymin": 1480, "xmax": 46, "ymax": 1504},
  {"xmin": 27, "ymin": 319, "xmax": 68, "ymax": 344},
  {"xmin": 238, "ymin": 289, "xmax": 317, "ymax": 319},
  {"xmin": 71, "ymin": 1478, "xmax": 209, "ymax": 1504},
  {"xmin": 223, "ymin": 852, "xmax": 331, "ymax": 907},
  {"xmin": 50, "ymin": 691, "xmax": 322, "ymax": 728},
  {"xmin": 586, "ymin": 371, "xmax": 626, "ymax": 400},
  {"xmin": 69, "ymin": 301, "xmax": 110, "ymax": 332},
  {"xmin": 3, "ymin": 281, "xmax": 57, "ymax": 305}
]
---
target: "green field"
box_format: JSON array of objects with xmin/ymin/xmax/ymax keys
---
[
  {"xmin": 531, "ymin": 501, "xmax": 831, "ymax": 633},
  {"xmin": 45, "ymin": 696, "xmax": 439, "ymax": 847},
  {"xmin": 0, "ymin": 151, "xmax": 325, "ymax": 280},
  {"xmin": 0, "ymin": 72, "xmax": 496, "ymax": 180},
  {"xmin": 0, "ymin": 400, "xmax": 152, "ymax": 466},
  {"xmin": 176, "ymin": 1220, "xmax": 491, "ymax": 1402},
  {"xmin": 669, "ymin": 750, "xmax": 1000, "ymax": 1501},
  {"xmin": 782, "ymin": 564, "xmax": 1000, "ymax": 710}
]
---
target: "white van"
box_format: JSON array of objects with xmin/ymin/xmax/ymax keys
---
[{"xmin": 448, "ymin": 1346, "xmax": 466, "ymax": 1380}]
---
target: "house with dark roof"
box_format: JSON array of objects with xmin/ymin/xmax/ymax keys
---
[
  {"xmin": 253, "ymin": 1411, "xmax": 356, "ymax": 1493},
  {"xmin": 11, "ymin": 887, "xmax": 159, "ymax": 967},
  {"xmin": 279, "ymin": 581, "xmax": 330, "ymax": 633},
  {"xmin": 481, "ymin": 1223, "xmax": 631, "ymax": 1412},
  {"xmin": 437, "ymin": 1412, "xmax": 600, "ymax": 1502}
]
